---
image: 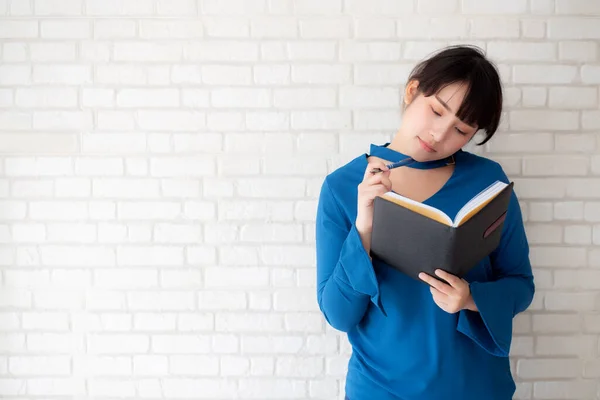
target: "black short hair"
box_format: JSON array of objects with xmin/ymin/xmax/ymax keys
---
[{"xmin": 406, "ymin": 45, "xmax": 503, "ymax": 145}]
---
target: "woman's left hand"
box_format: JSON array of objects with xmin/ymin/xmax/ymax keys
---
[{"xmin": 418, "ymin": 269, "xmax": 478, "ymax": 314}]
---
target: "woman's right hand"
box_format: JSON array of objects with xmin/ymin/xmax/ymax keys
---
[{"xmin": 355, "ymin": 159, "xmax": 392, "ymax": 234}]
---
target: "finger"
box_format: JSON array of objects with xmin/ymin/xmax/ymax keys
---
[
  {"xmin": 364, "ymin": 160, "xmax": 389, "ymax": 179},
  {"xmin": 431, "ymin": 296, "xmax": 449, "ymax": 311},
  {"xmin": 364, "ymin": 184, "xmax": 391, "ymax": 199},
  {"xmin": 379, "ymin": 175, "xmax": 392, "ymax": 192},
  {"xmin": 419, "ymin": 272, "xmax": 453, "ymax": 295},
  {"xmin": 365, "ymin": 169, "xmax": 391, "ymax": 186},
  {"xmin": 430, "ymin": 286, "xmax": 448, "ymax": 304},
  {"xmin": 434, "ymin": 269, "xmax": 462, "ymax": 288}
]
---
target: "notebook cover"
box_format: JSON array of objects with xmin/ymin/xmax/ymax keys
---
[
  {"xmin": 369, "ymin": 182, "xmax": 513, "ymax": 281},
  {"xmin": 370, "ymin": 196, "xmax": 454, "ymax": 281},
  {"xmin": 448, "ymin": 182, "xmax": 514, "ymax": 277}
]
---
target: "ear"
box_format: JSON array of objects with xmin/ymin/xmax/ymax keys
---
[{"xmin": 403, "ymin": 80, "xmax": 420, "ymax": 106}]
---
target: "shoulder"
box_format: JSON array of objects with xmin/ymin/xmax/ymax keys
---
[
  {"xmin": 456, "ymin": 149, "xmax": 509, "ymax": 183},
  {"xmin": 317, "ymin": 153, "xmax": 366, "ymax": 222},
  {"xmin": 321, "ymin": 153, "xmax": 366, "ymax": 199}
]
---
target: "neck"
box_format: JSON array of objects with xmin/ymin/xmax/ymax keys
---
[{"xmin": 387, "ymin": 129, "xmax": 413, "ymax": 157}]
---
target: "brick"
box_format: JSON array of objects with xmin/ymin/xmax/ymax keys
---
[
  {"xmin": 177, "ymin": 313, "xmax": 214, "ymax": 331},
  {"xmin": 340, "ymin": 87, "xmax": 399, "ymax": 108},
  {"xmin": 583, "ymin": 111, "xmax": 600, "ymax": 130},
  {"xmin": 185, "ymin": 41, "xmax": 258, "ymax": 62},
  {"xmin": 340, "ymin": 42, "xmax": 401, "ymax": 62},
  {"xmin": 33, "ymin": 65, "xmax": 91, "ymax": 84},
  {"xmin": 86, "ymin": 0, "xmax": 154, "ymax": 15},
  {"xmin": 354, "ymin": 18, "xmax": 395, "ymax": 38},
  {"xmin": 27, "ymin": 333, "xmax": 85, "ymax": 353},
  {"xmin": 523, "ymin": 156, "xmax": 588, "ymax": 176},
  {"xmin": 283, "ymin": 312, "xmax": 323, "ymax": 333},
  {"xmin": 533, "ymin": 314, "xmax": 581, "ymax": 333},
  {"xmin": 559, "ymin": 41, "xmax": 598, "ymax": 61},
  {"xmin": 549, "ymin": 18, "xmax": 600, "ymax": 39},
  {"xmin": 40, "ymin": 20, "xmax": 89, "ymax": 38},
  {"xmin": 248, "ymin": 292, "xmax": 271, "ymax": 310},
  {"xmin": 544, "ymin": 292, "xmax": 598, "ymax": 311},
  {"xmin": 488, "ymin": 42, "xmax": 556, "ymax": 61},
  {"xmin": 512, "ymin": 179, "xmax": 566, "ymax": 199},
  {"xmin": 510, "ymin": 111, "xmax": 578, "ymax": 131},
  {"xmin": 260, "ymin": 246, "xmax": 315, "ymax": 266},
  {"xmin": 22, "ymin": 312, "xmax": 68, "ymax": 331},
  {"xmin": 9, "ymin": 356, "xmax": 70, "ymax": 375},
  {"xmin": 117, "ymin": 89, "xmax": 179, "ymax": 108},
  {"xmin": 139, "ymin": 20, "xmax": 202, "ymax": 38},
  {"xmin": 274, "ymin": 289, "xmax": 317, "ymax": 311},
  {"xmin": 220, "ymin": 355, "xmax": 250, "ymax": 376},
  {"xmin": 0, "ymin": 21, "xmax": 37, "ymax": 38},
  {"xmin": 170, "ymin": 355, "xmax": 219, "ymax": 376},
  {"xmin": 514, "ymin": 65, "xmax": 578, "ymax": 84},
  {"xmin": 160, "ymin": 270, "xmax": 202, "ymax": 289},
  {"xmin": 488, "ymin": 133, "xmax": 554, "ymax": 154},
  {"xmin": 567, "ymin": 179, "xmax": 600, "ymax": 198},
  {"xmin": 94, "ymin": 20, "xmax": 136, "ymax": 38},
  {"xmin": 276, "ymin": 356, "xmax": 323, "ymax": 377},
  {"xmin": 517, "ymin": 358, "xmax": 580, "ymax": 379},
  {"xmin": 114, "ymin": 42, "xmax": 181, "ymax": 62},
  {"xmin": 117, "ymin": 246, "xmax": 184, "ymax": 266},
  {"xmin": 398, "ymin": 17, "xmax": 468, "ymax": 38},
  {"xmin": 530, "ymin": 247, "xmax": 587, "ymax": 268},
  {"xmin": 549, "ymin": 87, "xmax": 598, "ymax": 109},
  {"xmin": 41, "ymin": 246, "xmax": 115, "ymax": 266},
  {"xmin": 521, "ymin": 87, "xmax": 547, "ymax": 107},
  {"xmin": 581, "ymin": 65, "xmax": 600, "ymax": 84},
  {"xmin": 525, "ymin": 224, "xmax": 562, "ymax": 244},
  {"xmin": 555, "ymin": 133, "xmax": 597, "ymax": 153},
  {"xmin": 27, "ymin": 378, "xmax": 85, "ymax": 395},
  {"xmin": 152, "ymin": 334, "xmax": 211, "ymax": 354},
  {"xmin": 288, "ymin": 41, "xmax": 336, "ymax": 61},
  {"xmin": 0, "ymin": 65, "xmax": 29, "ymax": 85},
  {"xmin": 204, "ymin": 17, "xmax": 249, "ymax": 37},
  {"xmin": 344, "ymin": 0, "xmax": 413, "ymax": 14},
  {"xmin": 523, "ymin": 202, "xmax": 553, "ymax": 222},
  {"xmin": 534, "ymin": 380, "xmax": 598, "ymax": 399},
  {"xmin": 462, "ymin": 0, "xmax": 526, "ymax": 13},
  {"xmin": 556, "ymin": 0, "xmax": 600, "ymax": 14},
  {"xmin": 204, "ymin": 267, "xmax": 269, "ymax": 288},
  {"xmin": 564, "ymin": 225, "xmax": 592, "ymax": 244},
  {"xmin": 251, "ymin": 17, "xmax": 297, "ymax": 38},
  {"xmin": 201, "ymin": 0, "xmax": 265, "ymax": 14},
  {"xmin": 35, "ymin": 0, "xmax": 81, "ymax": 15}
]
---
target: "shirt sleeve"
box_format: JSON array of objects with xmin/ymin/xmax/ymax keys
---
[
  {"xmin": 315, "ymin": 178, "xmax": 385, "ymax": 332},
  {"xmin": 457, "ymin": 184, "xmax": 535, "ymax": 357}
]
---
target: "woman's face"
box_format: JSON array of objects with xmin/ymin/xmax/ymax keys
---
[{"xmin": 396, "ymin": 80, "xmax": 480, "ymax": 162}]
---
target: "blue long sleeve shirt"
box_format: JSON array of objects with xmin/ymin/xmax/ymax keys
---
[{"xmin": 315, "ymin": 143, "xmax": 535, "ymax": 400}]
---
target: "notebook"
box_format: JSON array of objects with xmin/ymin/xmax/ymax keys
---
[{"xmin": 369, "ymin": 180, "xmax": 514, "ymax": 281}]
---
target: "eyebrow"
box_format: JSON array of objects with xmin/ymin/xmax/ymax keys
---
[{"xmin": 434, "ymin": 94, "xmax": 477, "ymax": 129}]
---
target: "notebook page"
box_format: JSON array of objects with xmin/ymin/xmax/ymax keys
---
[
  {"xmin": 454, "ymin": 181, "xmax": 507, "ymax": 226},
  {"xmin": 381, "ymin": 192, "xmax": 453, "ymax": 226}
]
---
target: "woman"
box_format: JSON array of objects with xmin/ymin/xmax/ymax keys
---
[{"xmin": 315, "ymin": 45, "xmax": 534, "ymax": 400}]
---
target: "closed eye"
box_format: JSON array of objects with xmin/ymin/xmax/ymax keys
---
[
  {"xmin": 430, "ymin": 107, "xmax": 441, "ymax": 116},
  {"xmin": 455, "ymin": 127, "xmax": 466, "ymax": 135}
]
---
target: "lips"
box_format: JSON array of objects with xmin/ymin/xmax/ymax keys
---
[{"xmin": 417, "ymin": 136, "xmax": 436, "ymax": 153}]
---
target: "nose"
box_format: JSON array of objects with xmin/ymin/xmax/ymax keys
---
[{"xmin": 430, "ymin": 119, "xmax": 453, "ymax": 142}]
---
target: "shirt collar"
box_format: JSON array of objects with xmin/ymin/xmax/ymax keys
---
[{"xmin": 368, "ymin": 143, "xmax": 457, "ymax": 170}]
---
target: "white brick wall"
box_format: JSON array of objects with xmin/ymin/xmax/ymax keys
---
[{"xmin": 0, "ymin": 0, "xmax": 598, "ymax": 399}]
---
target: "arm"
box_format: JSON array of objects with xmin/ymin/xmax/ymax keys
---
[
  {"xmin": 315, "ymin": 179, "xmax": 385, "ymax": 332},
  {"xmin": 456, "ymin": 188, "xmax": 535, "ymax": 357}
]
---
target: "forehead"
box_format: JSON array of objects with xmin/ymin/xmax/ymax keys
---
[{"xmin": 434, "ymin": 82, "xmax": 469, "ymax": 104}]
